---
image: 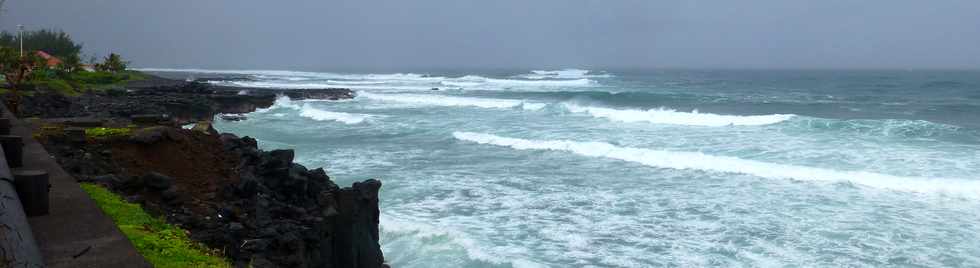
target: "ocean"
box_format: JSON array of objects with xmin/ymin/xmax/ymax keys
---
[{"xmin": 143, "ymin": 68, "xmax": 980, "ymax": 267}]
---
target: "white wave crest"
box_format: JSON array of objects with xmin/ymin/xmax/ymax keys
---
[
  {"xmin": 440, "ymin": 75, "xmax": 595, "ymax": 88},
  {"xmin": 212, "ymin": 80, "xmax": 434, "ymax": 91},
  {"xmin": 521, "ymin": 69, "xmax": 614, "ymax": 79},
  {"xmin": 326, "ymin": 80, "xmax": 387, "ymax": 85},
  {"xmin": 359, "ymin": 92, "xmax": 545, "ymax": 110},
  {"xmin": 564, "ymin": 103, "xmax": 794, "ymax": 126},
  {"xmin": 254, "ymin": 95, "xmax": 301, "ymax": 113},
  {"xmin": 452, "ymin": 132, "xmax": 980, "ymax": 197},
  {"xmin": 298, "ymin": 104, "xmax": 371, "ymax": 124}
]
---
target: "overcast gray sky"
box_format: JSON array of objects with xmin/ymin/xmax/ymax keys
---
[{"xmin": 2, "ymin": 0, "xmax": 979, "ymax": 71}]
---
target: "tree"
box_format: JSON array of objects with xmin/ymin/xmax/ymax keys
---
[
  {"xmin": 0, "ymin": 29, "xmax": 82, "ymax": 59},
  {"xmin": 97, "ymin": 53, "xmax": 127, "ymax": 73},
  {"xmin": 0, "ymin": 47, "xmax": 44, "ymax": 86},
  {"xmin": 0, "ymin": 46, "xmax": 44, "ymax": 114},
  {"xmin": 58, "ymin": 52, "xmax": 82, "ymax": 74}
]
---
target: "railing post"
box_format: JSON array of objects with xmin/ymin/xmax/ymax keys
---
[
  {"xmin": 0, "ymin": 117, "xmax": 11, "ymax": 135},
  {"xmin": 0, "ymin": 144, "xmax": 45, "ymax": 267},
  {"xmin": 13, "ymin": 169, "xmax": 49, "ymax": 217},
  {"xmin": 0, "ymin": 135, "xmax": 24, "ymax": 168}
]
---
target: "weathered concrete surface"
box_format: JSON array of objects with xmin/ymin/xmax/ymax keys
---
[{"xmin": 5, "ymin": 107, "xmax": 151, "ymax": 268}]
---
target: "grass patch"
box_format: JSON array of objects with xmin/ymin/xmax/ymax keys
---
[
  {"xmin": 85, "ymin": 127, "xmax": 133, "ymax": 139},
  {"xmin": 31, "ymin": 78, "xmax": 79, "ymax": 96},
  {"xmin": 11, "ymin": 70, "xmax": 148, "ymax": 96},
  {"xmin": 70, "ymin": 70, "xmax": 146, "ymax": 86},
  {"xmin": 80, "ymin": 183, "xmax": 230, "ymax": 268},
  {"xmin": 69, "ymin": 70, "xmax": 147, "ymax": 92}
]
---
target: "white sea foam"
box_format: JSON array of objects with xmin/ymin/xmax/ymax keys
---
[
  {"xmin": 381, "ymin": 214, "xmax": 546, "ymax": 268},
  {"xmin": 453, "ymin": 131, "xmax": 980, "ymax": 197},
  {"xmin": 441, "ymin": 75, "xmax": 595, "ymax": 88},
  {"xmin": 326, "ymin": 80, "xmax": 387, "ymax": 85},
  {"xmin": 358, "ymin": 92, "xmax": 545, "ymax": 110},
  {"xmin": 563, "ymin": 103, "xmax": 795, "ymax": 126},
  {"xmin": 521, "ymin": 102, "xmax": 548, "ymax": 111},
  {"xmin": 139, "ymin": 68, "xmax": 598, "ymax": 91},
  {"xmin": 521, "ymin": 69, "xmax": 614, "ymax": 79},
  {"xmin": 254, "ymin": 95, "xmax": 301, "ymax": 113},
  {"xmin": 298, "ymin": 104, "xmax": 371, "ymax": 124},
  {"xmin": 212, "ymin": 80, "xmax": 434, "ymax": 91}
]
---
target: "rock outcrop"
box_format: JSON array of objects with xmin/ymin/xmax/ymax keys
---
[
  {"xmin": 17, "ymin": 78, "xmax": 356, "ymax": 123},
  {"xmin": 43, "ymin": 126, "xmax": 386, "ymax": 267}
]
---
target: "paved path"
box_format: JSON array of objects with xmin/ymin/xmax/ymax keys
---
[{"xmin": 6, "ymin": 108, "xmax": 150, "ymax": 267}]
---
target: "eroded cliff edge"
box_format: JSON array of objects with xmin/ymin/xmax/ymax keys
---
[{"xmin": 26, "ymin": 75, "xmax": 387, "ymax": 267}]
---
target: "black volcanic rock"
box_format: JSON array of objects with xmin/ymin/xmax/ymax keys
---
[
  {"xmin": 142, "ymin": 172, "xmax": 174, "ymax": 191},
  {"xmin": 200, "ymin": 134, "xmax": 384, "ymax": 268},
  {"xmin": 28, "ymin": 73, "xmax": 385, "ymax": 267},
  {"xmin": 16, "ymin": 74, "xmax": 355, "ymax": 123}
]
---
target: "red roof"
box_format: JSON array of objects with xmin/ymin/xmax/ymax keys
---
[{"xmin": 35, "ymin": 51, "xmax": 63, "ymax": 67}]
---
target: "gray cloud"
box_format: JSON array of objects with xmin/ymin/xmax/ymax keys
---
[{"xmin": 3, "ymin": 0, "xmax": 978, "ymax": 70}]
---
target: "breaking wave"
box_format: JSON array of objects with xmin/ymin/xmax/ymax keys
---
[
  {"xmin": 520, "ymin": 69, "xmax": 614, "ymax": 79},
  {"xmin": 254, "ymin": 95, "xmax": 301, "ymax": 112},
  {"xmin": 298, "ymin": 104, "xmax": 371, "ymax": 124},
  {"xmin": 358, "ymin": 92, "xmax": 546, "ymax": 110},
  {"xmin": 453, "ymin": 132, "xmax": 980, "ymax": 197},
  {"xmin": 563, "ymin": 103, "xmax": 795, "ymax": 126},
  {"xmin": 442, "ymin": 75, "xmax": 595, "ymax": 88},
  {"xmin": 140, "ymin": 68, "xmax": 602, "ymax": 92}
]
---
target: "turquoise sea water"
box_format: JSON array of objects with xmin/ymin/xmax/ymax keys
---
[{"xmin": 147, "ymin": 68, "xmax": 980, "ymax": 267}]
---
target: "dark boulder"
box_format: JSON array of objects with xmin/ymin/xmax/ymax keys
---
[{"xmin": 142, "ymin": 172, "xmax": 174, "ymax": 191}]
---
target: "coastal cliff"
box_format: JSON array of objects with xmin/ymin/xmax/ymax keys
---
[{"xmin": 26, "ymin": 76, "xmax": 386, "ymax": 267}]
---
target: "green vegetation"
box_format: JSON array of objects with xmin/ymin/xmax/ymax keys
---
[
  {"xmin": 95, "ymin": 53, "xmax": 128, "ymax": 73},
  {"xmin": 80, "ymin": 183, "xmax": 230, "ymax": 268},
  {"xmin": 0, "ymin": 29, "xmax": 81, "ymax": 59},
  {"xmin": 30, "ymin": 76, "xmax": 76, "ymax": 95},
  {"xmin": 71, "ymin": 70, "xmax": 146, "ymax": 85},
  {"xmin": 85, "ymin": 127, "xmax": 133, "ymax": 139},
  {"xmin": 0, "ymin": 28, "xmax": 143, "ymax": 98}
]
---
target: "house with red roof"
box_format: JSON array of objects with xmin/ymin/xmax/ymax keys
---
[{"xmin": 35, "ymin": 51, "xmax": 63, "ymax": 68}]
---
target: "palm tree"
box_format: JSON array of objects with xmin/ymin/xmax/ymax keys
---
[
  {"xmin": 99, "ymin": 53, "xmax": 127, "ymax": 73},
  {"xmin": 60, "ymin": 53, "xmax": 81, "ymax": 73}
]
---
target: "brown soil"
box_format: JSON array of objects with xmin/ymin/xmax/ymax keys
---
[{"xmin": 108, "ymin": 129, "xmax": 240, "ymax": 213}]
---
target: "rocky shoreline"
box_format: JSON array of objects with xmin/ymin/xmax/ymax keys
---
[
  {"xmin": 19, "ymin": 76, "xmax": 353, "ymax": 124},
  {"xmin": 24, "ymin": 75, "xmax": 387, "ymax": 267}
]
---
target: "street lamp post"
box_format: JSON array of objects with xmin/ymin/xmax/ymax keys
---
[{"xmin": 17, "ymin": 24, "xmax": 23, "ymax": 57}]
